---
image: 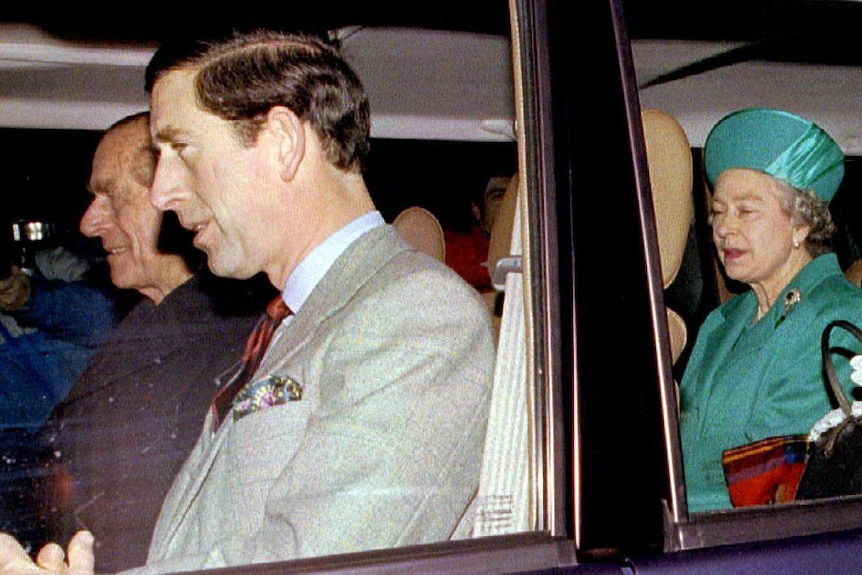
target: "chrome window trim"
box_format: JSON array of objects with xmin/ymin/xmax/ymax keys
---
[
  {"xmin": 180, "ymin": 534, "xmax": 576, "ymax": 575},
  {"xmin": 666, "ymin": 496, "xmax": 862, "ymax": 552},
  {"xmin": 511, "ymin": 0, "xmax": 567, "ymax": 539}
]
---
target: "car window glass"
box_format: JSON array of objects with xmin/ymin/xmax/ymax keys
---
[{"xmin": 0, "ymin": 6, "xmax": 567, "ymax": 573}]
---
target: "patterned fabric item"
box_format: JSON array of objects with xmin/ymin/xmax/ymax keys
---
[
  {"xmin": 722, "ymin": 435, "xmax": 809, "ymax": 507},
  {"xmin": 210, "ymin": 295, "xmax": 291, "ymax": 430},
  {"xmin": 233, "ymin": 374, "xmax": 303, "ymax": 421}
]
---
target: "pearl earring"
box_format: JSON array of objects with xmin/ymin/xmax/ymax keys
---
[{"xmin": 793, "ymin": 238, "xmax": 800, "ymax": 248}]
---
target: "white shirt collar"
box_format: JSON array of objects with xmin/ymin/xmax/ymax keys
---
[{"xmin": 281, "ymin": 211, "xmax": 384, "ymax": 313}]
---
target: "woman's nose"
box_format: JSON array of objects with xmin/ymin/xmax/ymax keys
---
[{"xmin": 713, "ymin": 212, "xmax": 735, "ymax": 239}]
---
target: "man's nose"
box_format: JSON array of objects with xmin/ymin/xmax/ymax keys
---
[
  {"xmin": 150, "ymin": 159, "xmax": 186, "ymax": 212},
  {"xmin": 79, "ymin": 197, "xmax": 110, "ymax": 238}
]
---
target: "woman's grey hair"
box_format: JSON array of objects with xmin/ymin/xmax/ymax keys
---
[{"xmin": 770, "ymin": 177, "xmax": 835, "ymax": 257}]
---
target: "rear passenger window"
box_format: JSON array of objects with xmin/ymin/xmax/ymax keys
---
[{"xmin": 632, "ymin": 0, "xmax": 862, "ymax": 550}]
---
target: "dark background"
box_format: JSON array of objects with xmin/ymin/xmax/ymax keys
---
[{"xmin": 0, "ymin": 128, "xmax": 517, "ymax": 262}]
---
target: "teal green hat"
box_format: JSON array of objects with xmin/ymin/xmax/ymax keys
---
[{"xmin": 704, "ymin": 107, "xmax": 845, "ymax": 203}]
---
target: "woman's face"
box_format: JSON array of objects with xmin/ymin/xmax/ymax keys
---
[{"xmin": 711, "ymin": 168, "xmax": 807, "ymax": 292}]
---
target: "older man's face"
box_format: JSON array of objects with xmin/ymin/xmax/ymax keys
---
[{"xmin": 80, "ymin": 118, "xmax": 164, "ymax": 295}]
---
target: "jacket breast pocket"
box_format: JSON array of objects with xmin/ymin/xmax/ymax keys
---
[{"xmin": 224, "ymin": 392, "xmax": 316, "ymax": 485}]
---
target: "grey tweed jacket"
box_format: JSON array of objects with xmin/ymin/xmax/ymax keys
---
[{"xmin": 128, "ymin": 225, "xmax": 495, "ymax": 574}]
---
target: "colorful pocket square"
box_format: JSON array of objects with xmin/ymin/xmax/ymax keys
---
[{"xmin": 233, "ymin": 374, "xmax": 303, "ymax": 422}]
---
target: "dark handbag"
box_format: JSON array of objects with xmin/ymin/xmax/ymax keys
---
[{"xmin": 796, "ymin": 319, "xmax": 862, "ymax": 500}]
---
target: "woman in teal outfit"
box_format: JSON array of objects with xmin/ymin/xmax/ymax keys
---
[{"xmin": 679, "ymin": 107, "xmax": 862, "ymax": 513}]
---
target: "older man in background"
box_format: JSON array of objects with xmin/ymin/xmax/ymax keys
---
[{"xmin": 24, "ymin": 112, "xmax": 268, "ymax": 572}]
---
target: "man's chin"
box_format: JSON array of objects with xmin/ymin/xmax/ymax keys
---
[
  {"xmin": 205, "ymin": 257, "xmax": 251, "ymax": 280},
  {"xmin": 109, "ymin": 272, "xmax": 136, "ymax": 291}
]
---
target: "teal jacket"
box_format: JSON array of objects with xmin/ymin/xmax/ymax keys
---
[{"xmin": 680, "ymin": 253, "xmax": 862, "ymax": 512}]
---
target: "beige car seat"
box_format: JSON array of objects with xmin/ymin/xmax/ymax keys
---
[
  {"xmin": 642, "ymin": 109, "xmax": 694, "ymax": 365},
  {"xmin": 482, "ymin": 173, "xmax": 520, "ymax": 337},
  {"xmin": 392, "ymin": 206, "xmax": 446, "ymax": 263},
  {"xmin": 845, "ymin": 259, "xmax": 862, "ymax": 288}
]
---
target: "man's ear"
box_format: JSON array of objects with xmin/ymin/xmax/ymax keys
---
[{"xmin": 267, "ymin": 106, "xmax": 305, "ymax": 182}]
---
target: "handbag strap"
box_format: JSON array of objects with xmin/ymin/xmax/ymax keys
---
[{"xmin": 820, "ymin": 319, "xmax": 862, "ymax": 416}]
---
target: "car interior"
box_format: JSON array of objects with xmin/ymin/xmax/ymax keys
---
[{"xmin": 4, "ymin": 0, "xmax": 862, "ymax": 573}]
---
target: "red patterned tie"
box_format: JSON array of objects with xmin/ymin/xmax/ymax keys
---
[{"xmin": 210, "ymin": 295, "xmax": 292, "ymax": 431}]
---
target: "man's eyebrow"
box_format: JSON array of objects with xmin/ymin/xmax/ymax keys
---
[
  {"xmin": 88, "ymin": 179, "xmax": 117, "ymax": 197},
  {"xmin": 153, "ymin": 126, "xmax": 184, "ymax": 144}
]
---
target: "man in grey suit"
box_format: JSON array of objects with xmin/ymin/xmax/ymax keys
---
[{"xmin": 0, "ymin": 30, "xmax": 496, "ymax": 574}]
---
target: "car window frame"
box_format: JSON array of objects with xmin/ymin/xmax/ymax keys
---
[{"xmin": 111, "ymin": 1, "xmax": 576, "ymax": 573}]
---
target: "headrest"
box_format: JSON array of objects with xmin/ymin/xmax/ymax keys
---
[
  {"xmin": 642, "ymin": 109, "xmax": 693, "ymax": 288},
  {"xmin": 845, "ymin": 259, "xmax": 862, "ymax": 289},
  {"xmin": 487, "ymin": 173, "xmax": 519, "ymax": 279},
  {"xmin": 666, "ymin": 308, "xmax": 688, "ymax": 365},
  {"xmin": 704, "ymin": 107, "xmax": 844, "ymax": 203},
  {"xmin": 393, "ymin": 206, "xmax": 446, "ymax": 262}
]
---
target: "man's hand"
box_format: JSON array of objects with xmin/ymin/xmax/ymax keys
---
[
  {"xmin": 0, "ymin": 532, "xmax": 39, "ymax": 572},
  {"xmin": 36, "ymin": 532, "xmax": 95, "ymax": 574},
  {"xmin": 0, "ymin": 531, "xmax": 95, "ymax": 575}
]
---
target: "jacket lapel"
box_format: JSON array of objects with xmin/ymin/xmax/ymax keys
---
[{"xmin": 261, "ymin": 225, "xmax": 409, "ymax": 372}]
